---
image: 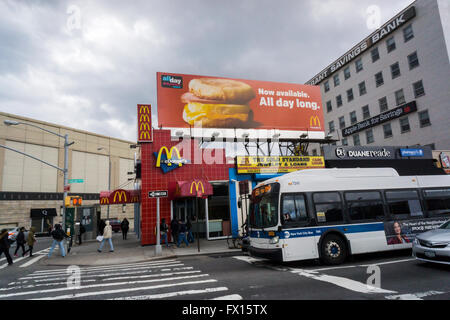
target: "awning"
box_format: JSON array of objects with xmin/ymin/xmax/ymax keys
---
[
  {"xmin": 173, "ymin": 179, "xmax": 213, "ymax": 199},
  {"xmin": 30, "ymin": 208, "xmax": 57, "ymax": 218},
  {"xmin": 99, "ymin": 189, "xmax": 140, "ymax": 205}
]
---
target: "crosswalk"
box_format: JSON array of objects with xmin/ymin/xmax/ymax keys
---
[
  {"xmin": 0, "ymin": 247, "xmax": 54, "ymax": 269},
  {"xmin": 0, "ymin": 259, "xmax": 243, "ymax": 300}
]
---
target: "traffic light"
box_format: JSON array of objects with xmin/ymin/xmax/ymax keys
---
[{"xmin": 65, "ymin": 196, "xmax": 83, "ymax": 207}]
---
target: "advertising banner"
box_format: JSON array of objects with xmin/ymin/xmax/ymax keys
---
[
  {"xmin": 137, "ymin": 104, "xmax": 152, "ymax": 142},
  {"xmin": 236, "ymin": 156, "xmax": 325, "ymax": 174},
  {"xmin": 384, "ymin": 218, "xmax": 448, "ymax": 245},
  {"xmin": 157, "ymin": 72, "xmax": 324, "ymax": 136}
]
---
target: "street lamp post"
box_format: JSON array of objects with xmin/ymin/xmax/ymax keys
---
[
  {"xmin": 2, "ymin": 120, "xmax": 74, "ymax": 245},
  {"xmin": 97, "ymin": 147, "xmax": 111, "ymax": 219}
]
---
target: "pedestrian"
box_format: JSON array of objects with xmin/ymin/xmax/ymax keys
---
[
  {"xmin": 160, "ymin": 218, "xmax": 169, "ymax": 247},
  {"xmin": 23, "ymin": 226, "xmax": 36, "ymax": 257},
  {"xmin": 170, "ymin": 218, "xmax": 179, "ymax": 244},
  {"xmin": 177, "ymin": 219, "xmax": 189, "ymax": 247},
  {"xmin": 97, "ymin": 220, "xmax": 114, "ymax": 252},
  {"xmin": 98, "ymin": 219, "xmax": 106, "ymax": 236},
  {"xmin": 0, "ymin": 229, "xmax": 13, "ymax": 265},
  {"xmin": 48, "ymin": 224, "xmax": 66, "ymax": 258},
  {"xmin": 186, "ymin": 218, "xmax": 194, "ymax": 243},
  {"xmin": 78, "ymin": 222, "xmax": 85, "ymax": 245},
  {"xmin": 121, "ymin": 218, "xmax": 129, "ymax": 240},
  {"xmin": 14, "ymin": 227, "xmax": 26, "ymax": 257}
]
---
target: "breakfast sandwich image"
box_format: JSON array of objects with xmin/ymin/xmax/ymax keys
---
[{"xmin": 181, "ymin": 78, "xmax": 256, "ymax": 128}]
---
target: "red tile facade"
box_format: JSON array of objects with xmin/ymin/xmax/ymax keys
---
[{"xmin": 140, "ymin": 129, "xmax": 233, "ymax": 245}]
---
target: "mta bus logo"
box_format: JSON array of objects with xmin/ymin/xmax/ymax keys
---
[
  {"xmin": 310, "ymin": 115, "xmax": 321, "ymax": 128},
  {"xmin": 154, "ymin": 146, "xmax": 188, "ymax": 173}
]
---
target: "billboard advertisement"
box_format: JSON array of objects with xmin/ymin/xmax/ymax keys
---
[
  {"xmin": 236, "ymin": 156, "xmax": 325, "ymax": 174},
  {"xmin": 157, "ymin": 72, "xmax": 324, "ymax": 140}
]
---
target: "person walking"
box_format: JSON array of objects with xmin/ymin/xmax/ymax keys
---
[
  {"xmin": 121, "ymin": 218, "xmax": 129, "ymax": 240},
  {"xmin": 77, "ymin": 222, "xmax": 85, "ymax": 245},
  {"xmin": 170, "ymin": 218, "xmax": 179, "ymax": 245},
  {"xmin": 0, "ymin": 229, "xmax": 13, "ymax": 266},
  {"xmin": 160, "ymin": 218, "xmax": 169, "ymax": 247},
  {"xmin": 48, "ymin": 224, "xmax": 66, "ymax": 258},
  {"xmin": 177, "ymin": 219, "xmax": 189, "ymax": 247},
  {"xmin": 186, "ymin": 218, "xmax": 194, "ymax": 243},
  {"xmin": 14, "ymin": 227, "xmax": 26, "ymax": 257},
  {"xmin": 23, "ymin": 226, "xmax": 36, "ymax": 257},
  {"xmin": 98, "ymin": 220, "xmax": 114, "ymax": 252}
]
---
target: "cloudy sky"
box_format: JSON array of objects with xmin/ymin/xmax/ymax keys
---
[{"xmin": 0, "ymin": 0, "xmax": 413, "ymax": 142}]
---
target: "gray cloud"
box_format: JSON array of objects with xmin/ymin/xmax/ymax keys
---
[{"xmin": 0, "ymin": 0, "xmax": 413, "ymax": 141}]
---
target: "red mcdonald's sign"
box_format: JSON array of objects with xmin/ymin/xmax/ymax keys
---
[{"xmin": 137, "ymin": 104, "xmax": 152, "ymax": 142}]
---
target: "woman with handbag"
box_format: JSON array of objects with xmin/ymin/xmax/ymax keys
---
[{"xmin": 97, "ymin": 220, "xmax": 114, "ymax": 252}]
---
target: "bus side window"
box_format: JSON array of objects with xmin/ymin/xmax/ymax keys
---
[
  {"xmin": 281, "ymin": 194, "xmax": 308, "ymax": 225},
  {"xmin": 385, "ymin": 190, "xmax": 423, "ymax": 219},
  {"xmin": 313, "ymin": 192, "xmax": 344, "ymax": 224},
  {"xmin": 344, "ymin": 191, "xmax": 385, "ymax": 221},
  {"xmin": 423, "ymin": 188, "xmax": 450, "ymax": 217}
]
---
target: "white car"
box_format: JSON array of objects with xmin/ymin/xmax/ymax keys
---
[
  {"xmin": 412, "ymin": 220, "xmax": 450, "ymax": 265},
  {"xmin": 8, "ymin": 227, "xmax": 20, "ymax": 241}
]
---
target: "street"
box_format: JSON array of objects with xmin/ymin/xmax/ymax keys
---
[{"xmin": 0, "ymin": 248, "xmax": 448, "ymax": 300}]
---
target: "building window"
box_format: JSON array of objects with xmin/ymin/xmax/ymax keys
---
[
  {"xmin": 371, "ymin": 47, "xmax": 380, "ymax": 62},
  {"xmin": 375, "ymin": 71, "xmax": 384, "ymax": 87},
  {"xmin": 324, "ymin": 81, "xmax": 330, "ymax": 92},
  {"xmin": 326, "ymin": 100, "xmax": 332, "ymax": 113},
  {"xmin": 366, "ymin": 129, "xmax": 374, "ymax": 144},
  {"xmin": 408, "ymin": 51, "xmax": 419, "ymax": 69},
  {"xmin": 333, "ymin": 74, "xmax": 340, "ymax": 87},
  {"xmin": 347, "ymin": 88, "xmax": 354, "ymax": 102},
  {"xmin": 395, "ymin": 89, "xmax": 406, "ymax": 106},
  {"xmin": 336, "ymin": 95, "xmax": 343, "ymax": 107},
  {"xmin": 350, "ymin": 111, "xmax": 357, "ymax": 124},
  {"xmin": 418, "ymin": 110, "xmax": 431, "ymax": 127},
  {"xmin": 400, "ymin": 117, "xmax": 410, "ymax": 133},
  {"xmin": 353, "ymin": 134, "xmax": 360, "ymax": 146},
  {"xmin": 379, "ymin": 97, "xmax": 388, "ymax": 112},
  {"xmin": 413, "ymin": 80, "xmax": 425, "ymax": 98},
  {"xmin": 390, "ymin": 62, "xmax": 401, "ymax": 79},
  {"xmin": 355, "ymin": 58, "xmax": 363, "ymax": 72},
  {"xmin": 329, "ymin": 120, "xmax": 335, "ymax": 133},
  {"xmin": 342, "ymin": 138, "xmax": 348, "ymax": 146},
  {"xmin": 403, "ymin": 24, "xmax": 414, "ymax": 42},
  {"xmin": 383, "ymin": 123, "xmax": 393, "ymax": 138},
  {"xmin": 339, "ymin": 116, "xmax": 345, "ymax": 129},
  {"xmin": 344, "ymin": 66, "xmax": 351, "ymax": 80},
  {"xmin": 362, "ymin": 105, "xmax": 370, "ymax": 119},
  {"xmin": 359, "ymin": 81, "xmax": 367, "ymax": 96},
  {"xmin": 386, "ymin": 36, "xmax": 396, "ymax": 53}
]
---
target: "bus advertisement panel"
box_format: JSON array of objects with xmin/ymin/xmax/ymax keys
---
[{"xmin": 156, "ymin": 72, "xmax": 324, "ymax": 139}]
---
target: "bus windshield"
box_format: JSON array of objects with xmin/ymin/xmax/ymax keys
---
[{"xmin": 250, "ymin": 183, "xmax": 279, "ymax": 229}]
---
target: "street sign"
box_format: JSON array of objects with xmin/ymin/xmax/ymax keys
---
[
  {"xmin": 148, "ymin": 190, "xmax": 168, "ymax": 198},
  {"xmin": 69, "ymin": 179, "xmax": 84, "ymax": 183}
]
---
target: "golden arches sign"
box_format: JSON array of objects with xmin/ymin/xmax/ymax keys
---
[
  {"xmin": 139, "ymin": 105, "xmax": 150, "ymax": 114},
  {"xmin": 100, "ymin": 197, "xmax": 109, "ymax": 204},
  {"xmin": 190, "ymin": 181, "xmax": 205, "ymax": 194},
  {"xmin": 113, "ymin": 190, "xmax": 127, "ymax": 203},
  {"xmin": 310, "ymin": 115, "xmax": 321, "ymax": 128},
  {"xmin": 137, "ymin": 104, "xmax": 152, "ymax": 142},
  {"xmin": 156, "ymin": 146, "xmax": 183, "ymax": 167}
]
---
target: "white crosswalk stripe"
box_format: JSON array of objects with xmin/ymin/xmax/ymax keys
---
[
  {"xmin": 0, "ymin": 247, "xmax": 53, "ymax": 269},
  {"xmin": 1, "ymin": 259, "xmax": 240, "ymax": 300}
]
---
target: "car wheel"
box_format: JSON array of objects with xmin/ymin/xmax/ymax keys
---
[{"xmin": 320, "ymin": 234, "xmax": 347, "ymax": 265}]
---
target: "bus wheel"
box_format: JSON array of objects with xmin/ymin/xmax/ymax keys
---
[{"xmin": 321, "ymin": 234, "xmax": 347, "ymax": 265}]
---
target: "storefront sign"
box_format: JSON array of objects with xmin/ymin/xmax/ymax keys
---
[
  {"xmin": 157, "ymin": 72, "xmax": 324, "ymax": 135},
  {"xmin": 30, "ymin": 208, "xmax": 57, "ymax": 218},
  {"xmin": 137, "ymin": 104, "xmax": 153, "ymax": 142},
  {"xmin": 236, "ymin": 156, "xmax": 325, "ymax": 174},
  {"xmin": 306, "ymin": 6, "xmax": 416, "ymax": 85},
  {"xmin": 342, "ymin": 101, "xmax": 417, "ymax": 137},
  {"xmin": 99, "ymin": 189, "xmax": 140, "ymax": 205},
  {"xmin": 400, "ymin": 148, "xmax": 424, "ymax": 157},
  {"xmin": 154, "ymin": 145, "xmax": 188, "ymax": 173}
]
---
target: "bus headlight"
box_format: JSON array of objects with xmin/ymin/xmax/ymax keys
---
[{"xmin": 269, "ymin": 236, "xmax": 279, "ymax": 244}]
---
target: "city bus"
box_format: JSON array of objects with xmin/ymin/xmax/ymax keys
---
[{"xmin": 248, "ymin": 167, "xmax": 450, "ymax": 264}]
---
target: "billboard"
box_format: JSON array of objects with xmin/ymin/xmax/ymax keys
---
[
  {"xmin": 236, "ymin": 156, "xmax": 325, "ymax": 174},
  {"xmin": 157, "ymin": 72, "xmax": 324, "ymax": 140}
]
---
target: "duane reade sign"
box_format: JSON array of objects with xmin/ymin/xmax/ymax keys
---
[{"xmin": 323, "ymin": 146, "xmax": 433, "ymax": 161}]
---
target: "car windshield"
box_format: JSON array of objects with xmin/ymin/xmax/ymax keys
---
[{"xmin": 439, "ymin": 220, "xmax": 450, "ymax": 229}]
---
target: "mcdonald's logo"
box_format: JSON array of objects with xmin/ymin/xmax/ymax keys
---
[
  {"xmin": 310, "ymin": 115, "xmax": 321, "ymax": 128},
  {"xmin": 140, "ymin": 113, "xmax": 150, "ymax": 122},
  {"xmin": 139, "ymin": 105, "xmax": 150, "ymax": 114},
  {"xmin": 113, "ymin": 190, "xmax": 127, "ymax": 203},
  {"xmin": 100, "ymin": 197, "xmax": 109, "ymax": 204},
  {"xmin": 140, "ymin": 131, "xmax": 151, "ymax": 140},
  {"xmin": 190, "ymin": 181, "xmax": 205, "ymax": 194},
  {"xmin": 156, "ymin": 146, "xmax": 183, "ymax": 167},
  {"xmin": 140, "ymin": 122, "xmax": 151, "ymax": 131}
]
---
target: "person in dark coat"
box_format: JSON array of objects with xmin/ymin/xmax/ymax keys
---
[
  {"xmin": 14, "ymin": 227, "xmax": 26, "ymax": 257},
  {"xmin": 99, "ymin": 219, "xmax": 106, "ymax": 236},
  {"xmin": 177, "ymin": 220, "xmax": 189, "ymax": 247},
  {"xmin": 78, "ymin": 223, "xmax": 85, "ymax": 245},
  {"xmin": 23, "ymin": 226, "xmax": 36, "ymax": 257},
  {"xmin": 170, "ymin": 219, "xmax": 179, "ymax": 244},
  {"xmin": 48, "ymin": 224, "xmax": 66, "ymax": 258},
  {"xmin": 160, "ymin": 218, "xmax": 169, "ymax": 247},
  {"xmin": 121, "ymin": 218, "xmax": 129, "ymax": 240},
  {"xmin": 186, "ymin": 218, "xmax": 194, "ymax": 243},
  {"xmin": 0, "ymin": 229, "xmax": 13, "ymax": 265}
]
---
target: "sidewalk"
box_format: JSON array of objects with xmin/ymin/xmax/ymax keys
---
[{"xmin": 40, "ymin": 232, "xmax": 242, "ymax": 266}]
